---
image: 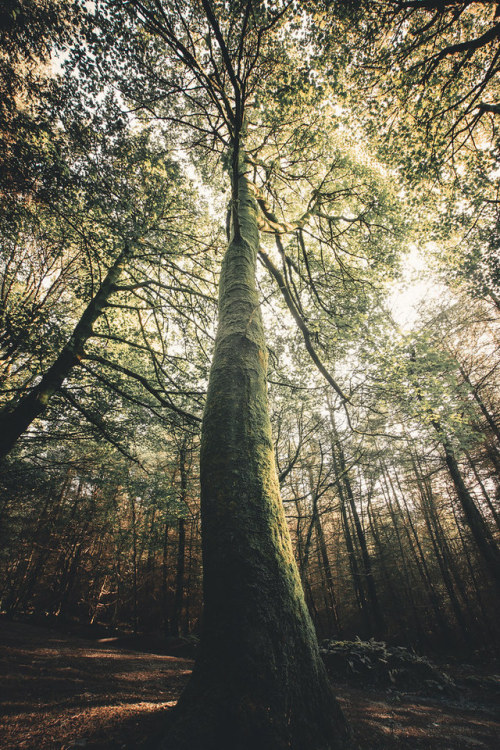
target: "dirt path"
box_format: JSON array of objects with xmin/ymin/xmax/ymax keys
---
[{"xmin": 1, "ymin": 621, "xmax": 498, "ymax": 749}]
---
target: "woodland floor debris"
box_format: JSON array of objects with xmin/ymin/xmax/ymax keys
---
[
  {"xmin": 320, "ymin": 639, "xmax": 459, "ymax": 693},
  {"xmin": 1, "ymin": 620, "xmax": 499, "ymax": 750}
]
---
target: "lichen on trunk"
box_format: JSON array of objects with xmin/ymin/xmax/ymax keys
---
[{"xmin": 158, "ymin": 152, "xmax": 353, "ymax": 750}]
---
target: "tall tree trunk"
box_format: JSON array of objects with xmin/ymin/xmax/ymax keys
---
[
  {"xmin": 435, "ymin": 424, "xmax": 500, "ymax": 594},
  {"xmin": 486, "ymin": 442, "xmax": 500, "ymax": 478},
  {"xmin": 465, "ymin": 449, "xmax": 500, "ymax": 531},
  {"xmin": 332, "ymin": 444, "xmax": 368, "ymax": 630},
  {"xmin": 0, "ymin": 244, "xmax": 131, "ymax": 459},
  {"xmin": 159, "ymin": 154, "xmax": 352, "ymax": 750},
  {"xmin": 4, "ymin": 477, "xmax": 69, "ymax": 613},
  {"xmin": 379, "ymin": 464, "xmax": 426, "ymax": 644},
  {"xmin": 395, "ymin": 465, "xmax": 451, "ymax": 641},
  {"xmin": 314, "ymin": 509, "xmax": 342, "ymax": 637},
  {"xmin": 183, "ymin": 519, "xmax": 196, "ymax": 634},
  {"xmin": 366, "ymin": 481, "xmax": 415, "ymax": 643},
  {"xmin": 170, "ymin": 518, "xmax": 186, "ymax": 637},
  {"xmin": 410, "ymin": 355, "xmax": 500, "ymax": 595},
  {"xmin": 448, "ymin": 488, "xmax": 493, "ymax": 639},
  {"xmin": 333, "ymin": 434, "xmax": 383, "ymax": 636},
  {"xmin": 456, "ymin": 360, "xmax": 500, "ymax": 447},
  {"xmin": 162, "ymin": 519, "xmax": 170, "ymax": 636},
  {"xmin": 171, "ymin": 441, "xmax": 189, "ymax": 636},
  {"xmin": 413, "ymin": 455, "xmax": 471, "ymax": 643},
  {"xmin": 130, "ymin": 493, "xmax": 139, "ymax": 635}
]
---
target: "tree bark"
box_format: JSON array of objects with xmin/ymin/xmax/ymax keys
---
[{"xmin": 158, "ymin": 154, "xmax": 353, "ymax": 750}]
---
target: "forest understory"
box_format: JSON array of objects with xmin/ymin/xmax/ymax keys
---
[{"xmin": 1, "ymin": 619, "xmax": 499, "ymax": 750}]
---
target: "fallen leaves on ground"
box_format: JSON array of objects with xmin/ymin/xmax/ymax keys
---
[{"xmin": 0, "ymin": 620, "xmax": 498, "ymax": 749}]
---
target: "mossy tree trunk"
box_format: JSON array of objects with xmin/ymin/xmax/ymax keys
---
[{"xmin": 158, "ymin": 153, "xmax": 353, "ymax": 749}]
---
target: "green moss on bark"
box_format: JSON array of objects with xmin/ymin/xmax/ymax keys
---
[{"xmin": 159, "ymin": 156, "xmax": 354, "ymax": 750}]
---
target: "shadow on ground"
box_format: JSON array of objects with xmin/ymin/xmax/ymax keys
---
[{"xmin": 1, "ymin": 621, "xmax": 499, "ymax": 749}]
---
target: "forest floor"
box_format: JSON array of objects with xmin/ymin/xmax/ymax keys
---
[{"xmin": 1, "ymin": 619, "xmax": 499, "ymax": 750}]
